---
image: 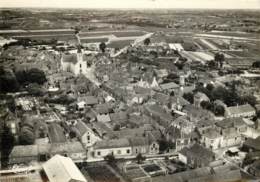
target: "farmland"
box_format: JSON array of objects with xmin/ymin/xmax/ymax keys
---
[{"xmin": 81, "ymin": 165, "xmax": 121, "ymax": 182}]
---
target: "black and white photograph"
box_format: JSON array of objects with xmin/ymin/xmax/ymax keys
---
[{"xmin": 0, "ymin": 0, "xmax": 260, "ymax": 181}]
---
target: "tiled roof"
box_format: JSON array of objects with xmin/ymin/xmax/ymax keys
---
[
  {"xmin": 94, "ymin": 138, "xmax": 130, "ymax": 149},
  {"xmin": 226, "ymin": 104, "xmax": 255, "ymax": 115}
]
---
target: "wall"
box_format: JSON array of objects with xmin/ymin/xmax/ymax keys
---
[{"xmin": 94, "ymin": 147, "xmax": 132, "ymax": 158}]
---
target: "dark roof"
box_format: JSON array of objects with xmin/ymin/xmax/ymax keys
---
[
  {"xmin": 226, "ymin": 104, "xmax": 255, "ymax": 115},
  {"xmin": 95, "ymin": 103, "xmax": 111, "ymax": 114},
  {"xmin": 107, "ymin": 39, "xmax": 134, "ymax": 49},
  {"xmin": 129, "ymin": 137, "xmax": 149, "ymax": 147},
  {"xmin": 243, "ymin": 136, "xmax": 260, "ymax": 151},
  {"xmin": 215, "ymin": 117, "xmax": 245, "ymax": 129},
  {"xmin": 72, "ymin": 120, "xmax": 91, "ymax": 137},
  {"xmin": 94, "ymin": 138, "xmax": 130, "ymax": 149},
  {"xmin": 62, "ymin": 54, "xmax": 77, "ymax": 64},
  {"xmin": 146, "ymin": 104, "xmax": 173, "ymax": 124},
  {"xmin": 110, "ymin": 111, "xmax": 128, "ymax": 123},
  {"xmin": 48, "ymin": 123, "xmax": 66, "ymax": 143}
]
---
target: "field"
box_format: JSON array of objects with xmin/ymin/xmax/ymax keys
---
[
  {"xmin": 81, "ymin": 165, "xmax": 121, "ymax": 182},
  {"xmin": 79, "ymin": 30, "xmax": 146, "ymax": 38}
]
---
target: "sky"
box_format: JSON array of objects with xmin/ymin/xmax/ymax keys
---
[{"xmin": 0, "ymin": 0, "xmax": 260, "ymax": 9}]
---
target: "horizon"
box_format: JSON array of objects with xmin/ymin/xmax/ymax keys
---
[{"xmin": 0, "ymin": 0, "xmax": 260, "ymax": 10}]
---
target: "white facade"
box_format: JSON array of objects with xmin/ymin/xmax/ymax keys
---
[
  {"xmin": 94, "ymin": 147, "xmax": 132, "ymax": 158},
  {"xmin": 81, "ymin": 131, "xmax": 101, "ymax": 148},
  {"xmin": 61, "ymin": 52, "xmax": 88, "ymax": 76}
]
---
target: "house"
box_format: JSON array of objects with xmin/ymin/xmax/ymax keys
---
[
  {"xmin": 193, "ymin": 92, "xmax": 210, "ymax": 108},
  {"xmin": 160, "ymin": 82, "xmax": 180, "ymax": 93},
  {"xmin": 201, "ymin": 128, "xmax": 223, "ymax": 150},
  {"xmin": 110, "ymin": 111, "xmax": 128, "ymax": 126},
  {"xmin": 93, "ymin": 138, "xmax": 132, "ymax": 158},
  {"xmin": 243, "ymin": 136, "xmax": 260, "ymax": 152},
  {"xmin": 91, "ymin": 122, "xmax": 112, "ymax": 139},
  {"xmin": 71, "ymin": 120, "xmax": 101, "ymax": 147},
  {"xmin": 170, "ymin": 95, "xmax": 190, "ymax": 111},
  {"xmin": 145, "ymin": 104, "xmax": 173, "ymax": 129},
  {"xmin": 129, "ymin": 137, "xmax": 150, "ymax": 155},
  {"xmin": 179, "ymin": 143, "xmax": 215, "ymax": 168},
  {"xmin": 50, "ymin": 142, "xmax": 87, "ymax": 162},
  {"xmin": 78, "ymin": 96, "xmax": 98, "ymax": 106},
  {"xmin": 43, "ymin": 155, "xmax": 87, "ymax": 182},
  {"xmin": 97, "ymin": 114, "xmax": 111, "ymax": 123},
  {"xmin": 225, "ymin": 104, "xmax": 256, "ymax": 118},
  {"xmin": 216, "ymin": 117, "xmax": 246, "ymax": 148},
  {"xmin": 166, "ymin": 126, "xmax": 192, "ymax": 151},
  {"xmin": 9, "ymin": 145, "xmax": 38, "ymax": 165}
]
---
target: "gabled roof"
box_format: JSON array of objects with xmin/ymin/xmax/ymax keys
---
[
  {"xmin": 43, "ymin": 155, "xmax": 87, "ymax": 182},
  {"xmin": 94, "ymin": 138, "xmax": 130, "ymax": 149},
  {"xmin": 110, "ymin": 111, "xmax": 128, "ymax": 123},
  {"xmin": 226, "ymin": 104, "xmax": 255, "ymax": 115},
  {"xmin": 216, "ymin": 117, "xmax": 245, "ymax": 129},
  {"xmin": 160, "ymin": 82, "xmax": 180, "ymax": 90},
  {"xmin": 72, "ymin": 120, "xmax": 92, "ymax": 137},
  {"xmin": 129, "ymin": 137, "xmax": 149, "ymax": 147},
  {"xmin": 50, "ymin": 142, "xmax": 85, "ymax": 154},
  {"xmin": 48, "ymin": 123, "xmax": 67, "ymax": 143}
]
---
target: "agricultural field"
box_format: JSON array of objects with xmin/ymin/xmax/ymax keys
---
[{"xmin": 81, "ymin": 165, "xmax": 121, "ymax": 182}]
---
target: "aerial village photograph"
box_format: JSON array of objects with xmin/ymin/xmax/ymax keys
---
[{"xmin": 0, "ymin": 0, "xmax": 260, "ymax": 181}]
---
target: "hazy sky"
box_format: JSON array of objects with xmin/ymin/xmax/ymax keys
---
[{"xmin": 1, "ymin": 0, "xmax": 260, "ymax": 9}]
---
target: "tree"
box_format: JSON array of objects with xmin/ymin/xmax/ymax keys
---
[
  {"xmin": 214, "ymin": 105, "xmax": 225, "ymax": 116},
  {"xmin": 0, "ymin": 68, "xmax": 20, "ymax": 93},
  {"xmin": 252, "ymin": 61, "xmax": 260, "ymax": 68},
  {"xmin": 136, "ymin": 153, "xmax": 146, "ymax": 164},
  {"xmin": 99, "ymin": 42, "xmax": 106, "ymax": 53},
  {"xmin": 113, "ymin": 124, "xmax": 120, "ymax": 131},
  {"xmin": 183, "ymin": 92, "xmax": 194, "ymax": 104},
  {"xmin": 15, "ymin": 68, "xmax": 47, "ymax": 85},
  {"xmin": 19, "ymin": 127, "xmax": 35, "ymax": 145},
  {"xmin": 104, "ymin": 153, "xmax": 116, "ymax": 166},
  {"xmin": 26, "ymin": 83, "xmax": 46, "ymax": 96},
  {"xmin": 144, "ymin": 38, "xmax": 151, "ymax": 46}
]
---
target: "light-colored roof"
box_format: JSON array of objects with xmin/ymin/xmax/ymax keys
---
[
  {"xmin": 94, "ymin": 138, "xmax": 130, "ymax": 149},
  {"xmin": 160, "ymin": 82, "xmax": 180, "ymax": 90},
  {"xmin": 43, "ymin": 155, "xmax": 87, "ymax": 182},
  {"xmin": 226, "ymin": 104, "xmax": 255, "ymax": 115},
  {"xmin": 97, "ymin": 114, "xmax": 111, "ymax": 122}
]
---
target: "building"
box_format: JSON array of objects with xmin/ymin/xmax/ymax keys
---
[
  {"xmin": 201, "ymin": 128, "xmax": 223, "ymax": 150},
  {"xmin": 43, "ymin": 155, "xmax": 87, "ymax": 182},
  {"xmin": 166, "ymin": 126, "xmax": 192, "ymax": 151},
  {"xmin": 71, "ymin": 120, "xmax": 101, "ymax": 148},
  {"xmin": 93, "ymin": 138, "xmax": 132, "ymax": 158},
  {"xmin": 179, "ymin": 143, "xmax": 215, "ymax": 168},
  {"xmin": 9, "ymin": 145, "xmax": 38, "ymax": 165},
  {"xmin": 159, "ymin": 82, "xmax": 180, "ymax": 94},
  {"xmin": 193, "ymin": 92, "xmax": 210, "ymax": 108},
  {"xmin": 225, "ymin": 104, "xmax": 256, "ymax": 118},
  {"xmin": 50, "ymin": 142, "xmax": 87, "ymax": 162},
  {"xmin": 61, "ymin": 49, "xmax": 89, "ymax": 76},
  {"xmin": 48, "ymin": 123, "xmax": 67, "ymax": 143}
]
